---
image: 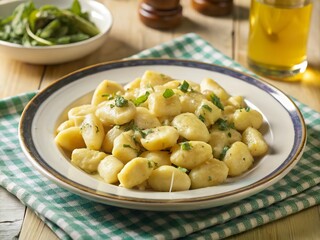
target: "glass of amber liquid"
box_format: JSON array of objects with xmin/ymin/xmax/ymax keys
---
[{"xmin": 247, "ymin": 0, "xmax": 313, "ymax": 81}]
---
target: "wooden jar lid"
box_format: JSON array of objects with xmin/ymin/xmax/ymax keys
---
[
  {"xmin": 192, "ymin": 0, "xmax": 233, "ymax": 16},
  {"xmin": 138, "ymin": 1, "xmax": 183, "ymax": 30}
]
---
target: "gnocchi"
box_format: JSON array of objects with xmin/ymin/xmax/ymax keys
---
[{"xmin": 55, "ymin": 70, "xmax": 269, "ymax": 192}]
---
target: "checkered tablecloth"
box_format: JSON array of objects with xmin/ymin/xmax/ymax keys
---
[{"xmin": 1, "ymin": 33, "xmax": 319, "ymax": 239}]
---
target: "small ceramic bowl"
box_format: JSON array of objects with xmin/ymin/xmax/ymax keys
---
[{"xmin": 0, "ymin": 0, "xmax": 113, "ymax": 65}]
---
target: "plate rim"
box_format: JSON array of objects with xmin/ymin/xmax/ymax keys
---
[{"xmin": 18, "ymin": 58, "xmax": 307, "ymax": 209}]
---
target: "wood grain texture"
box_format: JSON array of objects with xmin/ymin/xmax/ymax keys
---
[
  {"xmin": 0, "ymin": 189, "xmax": 25, "ymax": 240},
  {"xmin": 0, "ymin": 0, "xmax": 318, "ymax": 239}
]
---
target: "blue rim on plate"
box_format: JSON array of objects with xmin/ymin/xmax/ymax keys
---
[{"xmin": 19, "ymin": 59, "xmax": 306, "ymax": 210}]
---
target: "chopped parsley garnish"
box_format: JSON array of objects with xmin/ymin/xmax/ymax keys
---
[
  {"xmin": 202, "ymin": 104, "xmax": 212, "ymax": 112},
  {"xmin": 198, "ymin": 114, "xmax": 205, "ymax": 122},
  {"xmin": 134, "ymin": 91, "xmax": 150, "ymax": 106},
  {"xmin": 245, "ymin": 107, "xmax": 251, "ymax": 112},
  {"xmin": 216, "ymin": 118, "xmax": 234, "ymax": 131},
  {"xmin": 181, "ymin": 142, "xmax": 192, "ymax": 151},
  {"xmin": 80, "ymin": 123, "xmax": 91, "ymax": 132},
  {"xmin": 123, "ymin": 120, "xmax": 135, "ymax": 131},
  {"xmin": 178, "ymin": 80, "xmax": 190, "ymax": 93},
  {"xmin": 101, "ymin": 94, "xmax": 114, "ymax": 100},
  {"xmin": 177, "ymin": 167, "xmax": 188, "ymax": 173},
  {"xmin": 115, "ymin": 96, "xmax": 128, "ymax": 107},
  {"xmin": 208, "ymin": 176, "xmax": 213, "ymax": 181},
  {"xmin": 163, "ymin": 89, "xmax": 174, "ymax": 98},
  {"xmin": 141, "ymin": 129, "xmax": 154, "ymax": 138},
  {"xmin": 147, "ymin": 161, "xmax": 154, "ymax": 169},
  {"xmin": 210, "ymin": 94, "xmax": 224, "ymax": 110},
  {"xmin": 123, "ymin": 144, "xmax": 139, "ymax": 155},
  {"xmin": 219, "ymin": 146, "xmax": 230, "ymax": 160}
]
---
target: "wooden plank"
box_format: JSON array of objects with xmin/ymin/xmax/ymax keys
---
[
  {"xmin": 0, "ymin": 60, "xmax": 44, "ymax": 98},
  {"xmin": 0, "ymin": 188, "xmax": 25, "ymax": 240},
  {"xmin": 19, "ymin": 209, "xmax": 58, "ymax": 240}
]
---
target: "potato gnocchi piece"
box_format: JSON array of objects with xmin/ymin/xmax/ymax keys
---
[
  {"xmin": 227, "ymin": 96, "xmax": 246, "ymax": 108},
  {"xmin": 179, "ymin": 91, "xmax": 205, "ymax": 113},
  {"xmin": 124, "ymin": 77, "xmax": 141, "ymax": 91},
  {"xmin": 140, "ymin": 70, "xmax": 172, "ymax": 88},
  {"xmin": 195, "ymin": 99, "xmax": 222, "ymax": 127},
  {"xmin": 56, "ymin": 119, "xmax": 75, "ymax": 133},
  {"xmin": 200, "ymin": 78, "xmax": 230, "ymax": 102},
  {"xmin": 95, "ymin": 97, "xmax": 136, "ymax": 126},
  {"xmin": 242, "ymin": 127, "xmax": 268, "ymax": 157},
  {"xmin": 148, "ymin": 91, "xmax": 181, "ymax": 118},
  {"xmin": 133, "ymin": 107, "xmax": 161, "ymax": 129},
  {"xmin": 112, "ymin": 130, "xmax": 140, "ymax": 164},
  {"xmin": 118, "ymin": 157, "xmax": 155, "ymax": 189},
  {"xmin": 223, "ymin": 141, "xmax": 254, "ymax": 176},
  {"xmin": 233, "ymin": 108, "xmax": 263, "ymax": 131},
  {"xmin": 98, "ymin": 155, "xmax": 124, "ymax": 184},
  {"xmin": 148, "ymin": 165, "xmax": 191, "ymax": 192},
  {"xmin": 140, "ymin": 126, "xmax": 179, "ymax": 151},
  {"xmin": 208, "ymin": 129, "xmax": 229, "ymax": 159},
  {"xmin": 162, "ymin": 80, "xmax": 181, "ymax": 89},
  {"xmin": 68, "ymin": 104, "xmax": 96, "ymax": 122},
  {"xmin": 101, "ymin": 126, "xmax": 124, "ymax": 153},
  {"xmin": 140, "ymin": 151, "xmax": 171, "ymax": 168},
  {"xmin": 208, "ymin": 126, "xmax": 242, "ymax": 159},
  {"xmin": 221, "ymin": 105, "xmax": 237, "ymax": 123},
  {"xmin": 71, "ymin": 148, "xmax": 107, "ymax": 173},
  {"xmin": 91, "ymin": 80, "xmax": 124, "ymax": 106},
  {"xmin": 171, "ymin": 113, "xmax": 210, "ymax": 142},
  {"xmin": 189, "ymin": 158, "xmax": 229, "ymax": 189},
  {"xmin": 55, "ymin": 126, "xmax": 86, "ymax": 151},
  {"xmin": 170, "ymin": 141, "xmax": 213, "ymax": 170},
  {"xmin": 80, "ymin": 114, "xmax": 105, "ymax": 150}
]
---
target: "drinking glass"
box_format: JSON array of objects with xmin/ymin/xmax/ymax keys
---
[{"xmin": 247, "ymin": 0, "xmax": 313, "ymax": 81}]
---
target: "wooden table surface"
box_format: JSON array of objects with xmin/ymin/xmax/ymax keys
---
[{"xmin": 1, "ymin": 0, "xmax": 319, "ymax": 239}]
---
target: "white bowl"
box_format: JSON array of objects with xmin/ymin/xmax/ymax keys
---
[
  {"xmin": 0, "ymin": 0, "xmax": 113, "ymax": 64},
  {"xmin": 19, "ymin": 59, "xmax": 306, "ymax": 211}
]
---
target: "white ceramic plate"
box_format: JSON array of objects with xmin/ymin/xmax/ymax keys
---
[
  {"xmin": 19, "ymin": 59, "xmax": 306, "ymax": 211},
  {"xmin": 0, "ymin": 0, "xmax": 112, "ymax": 64}
]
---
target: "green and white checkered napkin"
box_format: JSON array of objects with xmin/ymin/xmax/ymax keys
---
[{"xmin": 1, "ymin": 33, "xmax": 319, "ymax": 239}]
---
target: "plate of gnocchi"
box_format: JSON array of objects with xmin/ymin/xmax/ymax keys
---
[{"xmin": 19, "ymin": 59, "xmax": 306, "ymax": 211}]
